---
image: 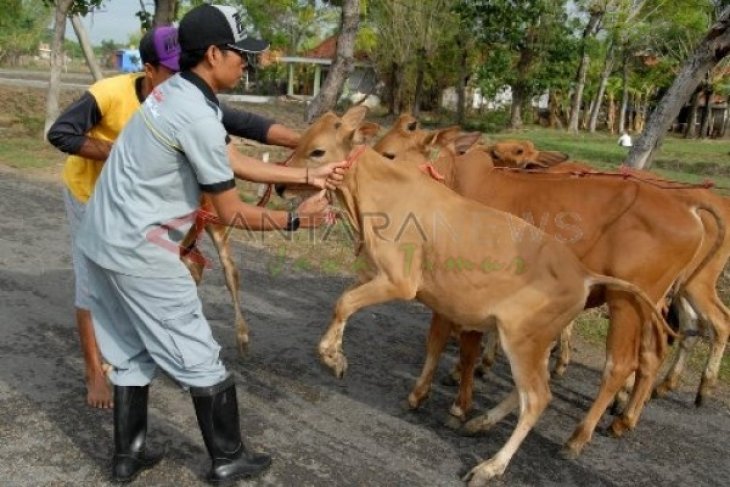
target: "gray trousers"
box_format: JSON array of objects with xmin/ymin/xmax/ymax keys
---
[{"xmin": 86, "ymin": 258, "xmax": 228, "ymax": 388}]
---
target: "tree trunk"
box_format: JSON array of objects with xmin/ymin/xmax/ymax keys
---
[
  {"xmin": 618, "ymin": 54, "xmax": 630, "ymax": 133},
  {"xmin": 700, "ymin": 86, "xmax": 714, "ymax": 138},
  {"xmin": 626, "ymin": 6, "xmax": 730, "ymax": 169},
  {"xmin": 685, "ymin": 88, "xmax": 701, "ymax": 137},
  {"xmin": 510, "ymin": 84, "xmax": 525, "ymax": 129},
  {"xmin": 305, "ymin": 0, "xmax": 359, "ymax": 122},
  {"xmin": 412, "ymin": 48, "xmax": 426, "ymax": 118},
  {"xmin": 456, "ymin": 43, "xmax": 469, "ymax": 125},
  {"xmin": 44, "ymin": 0, "xmax": 74, "ymax": 139},
  {"xmin": 548, "ymin": 89, "xmax": 563, "ymax": 129},
  {"xmin": 607, "ymin": 91, "xmax": 616, "ymax": 134},
  {"xmin": 154, "ymin": 0, "xmax": 178, "ymax": 26},
  {"xmin": 582, "ymin": 95, "xmax": 595, "ymax": 130},
  {"xmin": 568, "ymin": 11, "xmax": 603, "ymax": 133},
  {"xmin": 70, "ymin": 15, "xmax": 103, "ymax": 82},
  {"xmin": 722, "ymin": 99, "xmax": 730, "ymax": 137},
  {"xmin": 510, "ymin": 42, "xmax": 534, "ymax": 129},
  {"xmin": 589, "ymin": 43, "xmax": 615, "ymax": 133}
]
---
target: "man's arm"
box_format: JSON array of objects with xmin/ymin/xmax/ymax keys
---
[
  {"xmin": 265, "ymin": 123, "xmax": 300, "ymax": 149},
  {"xmin": 227, "ymin": 144, "xmax": 307, "ymax": 184},
  {"xmin": 220, "ymin": 104, "xmax": 300, "ymax": 148},
  {"xmin": 47, "ymin": 92, "xmax": 113, "ymax": 160}
]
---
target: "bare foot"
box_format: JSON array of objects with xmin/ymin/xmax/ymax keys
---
[{"xmin": 86, "ymin": 365, "xmax": 113, "ymax": 409}]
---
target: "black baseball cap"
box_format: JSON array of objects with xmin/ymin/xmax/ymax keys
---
[{"xmin": 178, "ymin": 4, "xmax": 269, "ymax": 54}]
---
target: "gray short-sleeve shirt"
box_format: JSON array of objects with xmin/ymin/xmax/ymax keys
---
[{"xmin": 77, "ymin": 72, "xmax": 235, "ymax": 278}]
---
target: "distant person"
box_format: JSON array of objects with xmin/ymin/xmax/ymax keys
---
[{"xmin": 618, "ymin": 131, "xmax": 633, "ymax": 148}]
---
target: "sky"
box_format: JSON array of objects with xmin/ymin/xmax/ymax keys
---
[{"xmin": 64, "ymin": 1, "xmax": 150, "ymax": 46}]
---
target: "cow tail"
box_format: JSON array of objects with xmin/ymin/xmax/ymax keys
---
[
  {"xmin": 681, "ymin": 203, "xmax": 726, "ymax": 287},
  {"xmin": 587, "ymin": 275, "xmax": 678, "ymax": 339}
]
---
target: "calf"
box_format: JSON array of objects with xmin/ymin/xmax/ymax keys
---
[
  {"xmin": 373, "ymin": 116, "xmax": 719, "ymax": 458},
  {"xmin": 280, "ymin": 106, "xmax": 671, "ymax": 485}
]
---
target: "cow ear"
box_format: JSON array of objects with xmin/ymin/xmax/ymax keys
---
[
  {"xmin": 536, "ymin": 151, "xmax": 569, "ymax": 167},
  {"xmin": 522, "ymin": 160, "xmax": 549, "ymax": 169},
  {"xmin": 341, "ymin": 106, "xmax": 369, "ymax": 130},
  {"xmin": 425, "ymin": 126, "xmax": 461, "ymax": 147},
  {"xmin": 453, "ymin": 132, "xmax": 482, "ymax": 155},
  {"xmin": 354, "ymin": 122, "xmax": 381, "ymax": 144}
]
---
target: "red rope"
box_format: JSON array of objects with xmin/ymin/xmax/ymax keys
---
[{"xmin": 493, "ymin": 165, "xmax": 718, "ymax": 191}]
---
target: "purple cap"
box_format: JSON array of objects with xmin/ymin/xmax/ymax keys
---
[{"xmin": 139, "ymin": 26, "xmax": 180, "ymax": 72}]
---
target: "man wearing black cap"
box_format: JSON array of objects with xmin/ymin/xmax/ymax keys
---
[{"xmin": 75, "ymin": 4, "xmax": 347, "ymax": 484}]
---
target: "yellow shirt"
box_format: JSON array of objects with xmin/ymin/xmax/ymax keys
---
[{"xmin": 62, "ymin": 73, "xmax": 143, "ymax": 203}]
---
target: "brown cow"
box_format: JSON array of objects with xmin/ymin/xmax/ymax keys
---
[
  {"xmin": 486, "ymin": 139, "xmax": 730, "ymax": 407},
  {"xmin": 373, "ymin": 116, "xmax": 721, "ymax": 458},
  {"xmin": 279, "ymin": 106, "xmax": 671, "ymax": 485}
]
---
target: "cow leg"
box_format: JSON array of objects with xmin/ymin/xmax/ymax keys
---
[
  {"xmin": 553, "ymin": 321, "xmax": 574, "ymax": 378},
  {"xmin": 562, "ymin": 295, "xmax": 641, "ymax": 459},
  {"xmin": 180, "ymin": 222, "xmax": 206, "ymax": 285},
  {"xmin": 408, "ymin": 313, "xmax": 453, "ymax": 409},
  {"xmin": 463, "ymin": 324, "xmax": 554, "ymax": 485},
  {"xmin": 681, "ymin": 284, "xmax": 730, "ymax": 406},
  {"xmin": 655, "ymin": 297, "xmax": 699, "ymax": 398},
  {"xmin": 610, "ymin": 312, "xmax": 667, "ymax": 437},
  {"xmin": 206, "ymin": 223, "xmax": 249, "ymax": 354},
  {"xmin": 462, "ymin": 390, "xmax": 519, "ymax": 435},
  {"xmin": 319, "ymin": 277, "xmax": 415, "ymax": 378},
  {"xmin": 478, "ymin": 326, "xmax": 500, "ymax": 376},
  {"xmin": 450, "ymin": 330, "xmax": 483, "ymax": 421}
]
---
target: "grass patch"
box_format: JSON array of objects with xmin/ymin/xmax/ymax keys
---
[{"xmin": 0, "ymin": 137, "xmax": 64, "ymax": 169}]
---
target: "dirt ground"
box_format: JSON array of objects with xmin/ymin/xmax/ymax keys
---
[{"xmin": 1, "ymin": 161, "xmax": 730, "ymax": 486}]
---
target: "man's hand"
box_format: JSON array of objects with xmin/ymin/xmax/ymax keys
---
[
  {"xmin": 296, "ymin": 189, "xmax": 335, "ymax": 228},
  {"xmin": 308, "ymin": 161, "xmax": 349, "ymax": 190}
]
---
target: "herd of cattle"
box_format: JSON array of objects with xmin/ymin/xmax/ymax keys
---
[{"xmin": 187, "ymin": 106, "xmax": 729, "ymax": 486}]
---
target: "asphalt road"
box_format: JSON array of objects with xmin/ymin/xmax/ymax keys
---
[{"xmin": 0, "ymin": 170, "xmax": 728, "ymax": 486}]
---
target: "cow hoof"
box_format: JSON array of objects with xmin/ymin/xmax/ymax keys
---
[
  {"xmin": 559, "ymin": 443, "xmax": 582, "ymax": 460},
  {"xmin": 462, "ymin": 460, "xmax": 505, "ymax": 486},
  {"xmin": 653, "ymin": 385, "xmax": 668, "ymax": 399},
  {"xmin": 552, "ymin": 364, "xmax": 567, "ymax": 379},
  {"xmin": 609, "ymin": 418, "xmax": 629, "ymax": 438},
  {"xmin": 320, "ymin": 351, "xmax": 348, "ymax": 378},
  {"xmin": 694, "ymin": 392, "xmax": 705, "ymax": 407},
  {"xmin": 406, "ymin": 392, "xmax": 425, "ymax": 410},
  {"xmin": 461, "ymin": 416, "xmax": 494, "ymax": 436}
]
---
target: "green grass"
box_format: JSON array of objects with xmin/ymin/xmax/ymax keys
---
[
  {"xmin": 0, "ymin": 137, "xmax": 64, "ymax": 169},
  {"xmin": 488, "ymin": 127, "xmax": 730, "ymax": 191}
]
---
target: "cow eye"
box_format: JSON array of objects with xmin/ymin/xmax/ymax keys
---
[
  {"xmin": 383, "ymin": 153, "xmax": 396, "ymax": 160},
  {"xmin": 516, "ymin": 148, "xmax": 524, "ymax": 155},
  {"xmin": 407, "ymin": 122, "xmax": 418, "ymax": 131},
  {"xmin": 309, "ymin": 149, "xmax": 326, "ymax": 158}
]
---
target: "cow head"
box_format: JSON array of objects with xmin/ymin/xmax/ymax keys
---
[
  {"xmin": 486, "ymin": 140, "xmax": 569, "ymax": 169},
  {"xmin": 276, "ymin": 106, "xmax": 380, "ymax": 200}
]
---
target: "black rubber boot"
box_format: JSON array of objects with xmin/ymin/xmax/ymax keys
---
[
  {"xmin": 191, "ymin": 376, "xmax": 272, "ymax": 484},
  {"xmin": 112, "ymin": 385, "xmax": 163, "ymax": 483}
]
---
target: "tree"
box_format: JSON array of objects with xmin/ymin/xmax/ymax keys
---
[
  {"xmin": 626, "ymin": 6, "xmax": 730, "ymax": 168},
  {"xmin": 457, "ymin": 0, "xmax": 568, "ymax": 129},
  {"xmin": 0, "ymin": 0, "xmax": 51, "ymax": 65},
  {"xmin": 70, "ymin": 14, "xmax": 102, "ymax": 81},
  {"xmin": 44, "ymin": 0, "xmax": 75, "ymax": 137},
  {"xmin": 305, "ymin": 0, "xmax": 359, "ymax": 122},
  {"xmin": 42, "ymin": 0, "xmax": 104, "ymax": 138},
  {"xmin": 567, "ymin": 1, "xmax": 606, "ymax": 133}
]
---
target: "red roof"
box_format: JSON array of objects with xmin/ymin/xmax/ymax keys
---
[{"xmin": 302, "ymin": 35, "xmax": 369, "ymax": 61}]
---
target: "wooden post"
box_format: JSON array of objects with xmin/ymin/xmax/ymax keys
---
[
  {"xmin": 287, "ymin": 63, "xmax": 295, "ymax": 96},
  {"xmin": 313, "ymin": 65, "xmax": 322, "ymax": 97}
]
